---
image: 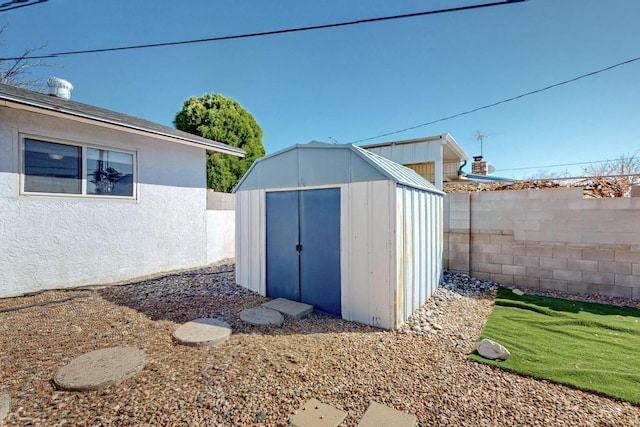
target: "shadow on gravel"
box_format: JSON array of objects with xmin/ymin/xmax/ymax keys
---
[{"xmin": 97, "ymin": 262, "xmax": 382, "ymax": 336}]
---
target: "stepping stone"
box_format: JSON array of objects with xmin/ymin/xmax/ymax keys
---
[
  {"xmin": 172, "ymin": 318, "xmax": 232, "ymax": 347},
  {"xmin": 290, "ymin": 398, "xmax": 346, "ymax": 427},
  {"xmin": 53, "ymin": 347, "xmax": 146, "ymax": 391},
  {"xmin": 240, "ymin": 307, "xmax": 283, "ymax": 326},
  {"xmin": 358, "ymin": 401, "xmax": 417, "ymax": 427},
  {"xmin": 0, "ymin": 391, "xmax": 9, "ymax": 423},
  {"xmin": 262, "ymin": 298, "xmax": 313, "ymax": 319}
]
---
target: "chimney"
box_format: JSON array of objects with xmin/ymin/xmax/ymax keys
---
[
  {"xmin": 472, "ymin": 155, "xmax": 488, "ymax": 175},
  {"xmin": 47, "ymin": 77, "xmax": 73, "ymax": 99}
]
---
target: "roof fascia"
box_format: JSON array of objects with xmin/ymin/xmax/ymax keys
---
[
  {"xmin": 441, "ymin": 133, "xmax": 468, "ymax": 161},
  {"xmin": 0, "ymin": 98, "xmax": 245, "ymax": 157}
]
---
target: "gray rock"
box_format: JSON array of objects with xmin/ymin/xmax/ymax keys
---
[
  {"xmin": 477, "ymin": 339, "xmax": 510, "ymax": 360},
  {"xmin": 512, "ymin": 288, "xmax": 525, "ymax": 296},
  {"xmin": 0, "ymin": 391, "xmax": 9, "ymax": 423}
]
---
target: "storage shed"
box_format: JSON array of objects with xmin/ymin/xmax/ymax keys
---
[{"xmin": 234, "ymin": 142, "xmax": 444, "ymax": 329}]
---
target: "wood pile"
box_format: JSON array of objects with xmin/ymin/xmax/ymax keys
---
[{"xmin": 444, "ymin": 177, "xmax": 639, "ymax": 198}]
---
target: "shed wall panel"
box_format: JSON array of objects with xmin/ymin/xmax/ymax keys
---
[
  {"xmin": 235, "ymin": 189, "xmax": 265, "ymax": 294},
  {"xmin": 342, "ymin": 180, "xmax": 395, "ymax": 329},
  {"xmin": 394, "ymin": 185, "xmax": 443, "ymax": 326}
]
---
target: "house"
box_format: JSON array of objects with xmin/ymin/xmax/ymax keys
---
[
  {"xmin": 0, "ymin": 79, "xmax": 244, "ymax": 298},
  {"xmin": 234, "ymin": 142, "xmax": 444, "ymax": 329},
  {"xmin": 360, "ymin": 134, "xmax": 468, "ymax": 189}
]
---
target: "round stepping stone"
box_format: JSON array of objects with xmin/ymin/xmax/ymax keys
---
[
  {"xmin": 172, "ymin": 318, "xmax": 232, "ymax": 347},
  {"xmin": 240, "ymin": 307, "xmax": 283, "ymax": 326},
  {"xmin": 0, "ymin": 391, "xmax": 9, "ymax": 423},
  {"xmin": 53, "ymin": 347, "xmax": 146, "ymax": 391}
]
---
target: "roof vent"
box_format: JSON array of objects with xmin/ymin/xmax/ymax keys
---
[{"xmin": 47, "ymin": 77, "xmax": 73, "ymax": 99}]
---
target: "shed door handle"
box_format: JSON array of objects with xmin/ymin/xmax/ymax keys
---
[{"xmin": 296, "ymin": 244, "xmax": 303, "ymax": 252}]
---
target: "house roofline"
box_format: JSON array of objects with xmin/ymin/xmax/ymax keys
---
[{"xmin": 0, "ymin": 86, "xmax": 245, "ymax": 157}]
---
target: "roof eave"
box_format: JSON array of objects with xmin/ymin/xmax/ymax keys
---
[
  {"xmin": 441, "ymin": 133, "xmax": 468, "ymax": 161},
  {"xmin": 0, "ymin": 96, "xmax": 245, "ymax": 157}
]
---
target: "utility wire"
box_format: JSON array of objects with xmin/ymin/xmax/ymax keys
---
[
  {"xmin": 0, "ymin": 0, "xmax": 48, "ymax": 12},
  {"xmin": 495, "ymin": 156, "xmax": 640, "ymax": 172},
  {"xmin": 349, "ymin": 55, "xmax": 640, "ymax": 144},
  {"xmin": 0, "ymin": 0, "xmax": 526, "ymax": 60}
]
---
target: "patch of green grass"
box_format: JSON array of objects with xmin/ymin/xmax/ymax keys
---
[{"xmin": 470, "ymin": 287, "xmax": 640, "ymax": 404}]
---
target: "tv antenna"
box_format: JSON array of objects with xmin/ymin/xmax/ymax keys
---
[{"xmin": 474, "ymin": 130, "xmax": 489, "ymax": 157}]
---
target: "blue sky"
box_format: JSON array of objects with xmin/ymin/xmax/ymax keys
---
[{"xmin": 3, "ymin": 0, "xmax": 639, "ymax": 179}]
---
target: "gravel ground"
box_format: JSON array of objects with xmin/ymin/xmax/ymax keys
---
[{"xmin": 1, "ymin": 261, "xmax": 639, "ymax": 426}]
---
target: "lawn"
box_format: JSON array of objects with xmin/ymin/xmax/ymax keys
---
[{"xmin": 470, "ymin": 287, "xmax": 640, "ymax": 404}]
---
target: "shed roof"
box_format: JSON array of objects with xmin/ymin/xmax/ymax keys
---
[
  {"xmin": 0, "ymin": 83, "xmax": 245, "ymax": 157},
  {"xmin": 234, "ymin": 142, "xmax": 444, "ymax": 194}
]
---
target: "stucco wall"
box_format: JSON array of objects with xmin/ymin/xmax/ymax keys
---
[
  {"xmin": 206, "ymin": 210, "xmax": 235, "ymax": 263},
  {"xmin": 0, "ymin": 106, "xmax": 208, "ymax": 297},
  {"xmin": 444, "ymin": 188, "xmax": 640, "ymax": 299}
]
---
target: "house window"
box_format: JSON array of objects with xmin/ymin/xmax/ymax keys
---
[
  {"xmin": 86, "ymin": 148, "xmax": 134, "ymax": 196},
  {"xmin": 22, "ymin": 137, "xmax": 135, "ymax": 198}
]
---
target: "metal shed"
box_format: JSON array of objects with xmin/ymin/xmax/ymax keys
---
[{"xmin": 234, "ymin": 142, "xmax": 444, "ymax": 329}]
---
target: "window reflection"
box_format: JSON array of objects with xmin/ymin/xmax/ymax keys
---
[
  {"xmin": 23, "ymin": 138, "xmax": 82, "ymax": 194},
  {"xmin": 86, "ymin": 148, "xmax": 134, "ymax": 196}
]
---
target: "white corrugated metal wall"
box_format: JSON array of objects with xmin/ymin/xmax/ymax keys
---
[
  {"xmin": 235, "ymin": 189, "xmax": 266, "ymax": 295},
  {"xmin": 341, "ymin": 180, "xmax": 396, "ymax": 329},
  {"xmin": 395, "ymin": 185, "xmax": 443, "ymax": 327},
  {"xmin": 235, "ymin": 181, "xmax": 442, "ymax": 330}
]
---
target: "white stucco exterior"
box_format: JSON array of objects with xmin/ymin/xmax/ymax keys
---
[
  {"xmin": 0, "ymin": 106, "xmax": 211, "ymax": 297},
  {"xmin": 206, "ymin": 210, "xmax": 236, "ymax": 263}
]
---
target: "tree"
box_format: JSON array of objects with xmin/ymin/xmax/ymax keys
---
[
  {"xmin": 580, "ymin": 151, "xmax": 640, "ymax": 197},
  {"xmin": 174, "ymin": 93, "xmax": 265, "ymax": 192},
  {"xmin": 0, "ymin": 25, "xmax": 54, "ymax": 89}
]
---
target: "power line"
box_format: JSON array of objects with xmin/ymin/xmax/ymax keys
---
[
  {"xmin": 349, "ymin": 55, "xmax": 640, "ymax": 144},
  {"xmin": 0, "ymin": 0, "xmax": 526, "ymax": 60},
  {"xmin": 0, "ymin": 0, "xmax": 48, "ymax": 12},
  {"xmin": 494, "ymin": 155, "xmax": 639, "ymax": 173}
]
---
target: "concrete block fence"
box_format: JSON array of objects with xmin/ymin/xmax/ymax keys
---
[{"xmin": 444, "ymin": 188, "xmax": 640, "ymax": 299}]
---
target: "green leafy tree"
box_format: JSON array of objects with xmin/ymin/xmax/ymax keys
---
[{"xmin": 174, "ymin": 93, "xmax": 265, "ymax": 192}]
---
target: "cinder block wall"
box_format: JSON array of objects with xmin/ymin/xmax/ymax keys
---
[{"xmin": 444, "ymin": 188, "xmax": 640, "ymax": 299}]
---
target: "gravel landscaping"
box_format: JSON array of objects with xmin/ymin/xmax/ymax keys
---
[{"xmin": 1, "ymin": 261, "xmax": 639, "ymax": 426}]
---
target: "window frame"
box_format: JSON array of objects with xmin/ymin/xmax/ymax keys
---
[{"xmin": 20, "ymin": 134, "xmax": 138, "ymax": 200}]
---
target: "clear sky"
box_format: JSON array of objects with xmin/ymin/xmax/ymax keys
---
[{"xmin": 2, "ymin": 0, "xmax": 639, "ymax": 179}]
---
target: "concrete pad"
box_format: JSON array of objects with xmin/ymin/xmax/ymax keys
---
[
  {"xmin": 358, "ymin": 401, "xmax": 417, "ymax": 427},
  {"xmin": 240, "ymin": 307, "xmax": 283, "ymax": 326},
  {"xmin": 262, "ymin": 298, "xmax": 313, "ymax": 319},
  {"xmin": 172, "ymin": 318, "xmax": 232, "ymax": 347},
  {"xmin": 0, "ymin": 391, "xmax": 9, "ymax": 423},
  {"xmin": 53, "ymin": 347, "xmax": 146, "ymax": 391},
  {"xmin": 289, "ymin": 398, "xmax": 346, "ymax": 427}
]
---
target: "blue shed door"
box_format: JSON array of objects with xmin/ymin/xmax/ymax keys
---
[
  {"xmin": 265, "ymin": 188, "xmax": 341, "ymax": 317},
  {"xmin": 265, "ymin": 191, "xmax": 300, "ymax": 301}
]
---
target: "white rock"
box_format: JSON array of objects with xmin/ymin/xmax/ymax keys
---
[
  {"xmin": 477, "ymin": 339, "xmax": 510, "ymax": 360},
  {"xmin": 512, "ymin": 288, "xmax": 525, "ymax": 296}
]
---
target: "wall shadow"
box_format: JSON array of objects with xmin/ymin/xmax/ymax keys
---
[{"xmin": 97, "ymin": 262, "xmax": 383, "ymax": 336}]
